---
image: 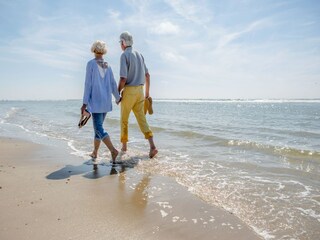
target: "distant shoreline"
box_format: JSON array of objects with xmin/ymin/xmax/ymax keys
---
[{"xmin": 1, "ymin": 98, "xmax": 320, "ymax": 102}]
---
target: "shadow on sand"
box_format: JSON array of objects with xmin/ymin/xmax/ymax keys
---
[{"xmin": 46, "ymin": 153, "xmax": 147, "ymax": 180}]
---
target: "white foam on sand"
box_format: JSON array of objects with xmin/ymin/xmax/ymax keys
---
[
  {"xmin": 156, "ymin": 202, "xmax": 173, "ymax": 209},
  {"xmin": 172, "ymin": 216, "xmax": 179, "ymax": 222},
  {"xmin": 160, "ymin": 210, "xmax": 168, "ymax": 218}
]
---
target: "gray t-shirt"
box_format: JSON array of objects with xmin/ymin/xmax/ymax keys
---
[{"xmin": 120, "ymin": 47, "xmax": 149, "ymax": 86}]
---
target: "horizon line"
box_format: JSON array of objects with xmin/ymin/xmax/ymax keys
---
[{"xmin": 1, "ymin": 98, "xmax": 320, "ymax": 101}]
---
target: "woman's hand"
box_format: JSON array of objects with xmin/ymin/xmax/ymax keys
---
[{"xmin": 81, "ymin": 104, "xmax": 87, "ymax": 114}]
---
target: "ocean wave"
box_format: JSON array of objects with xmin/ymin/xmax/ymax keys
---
[
  {"xmin": 154, "ymin": 99, "xmax": 320, "ymax": 103},
  {"xmin": 65, "ymin": 111, "xmax": 79, "ymax": 118},
  {"xmin": 228, "ymin": 139, "xmax": 320, "ymax": 159},
  {"xmin": 3, "ymin": 107, "xmax": 23, "ymax": 120},
  {"xmin": 166, "ymin": 128, "xmax": 320, "ymax": 159}
]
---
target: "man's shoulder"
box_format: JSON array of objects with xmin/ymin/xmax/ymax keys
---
[
  {"xmin": 132, "ymin": 48, "xmax": 142, "ymax": 55},
  {"xmin": 132, "ymin": 49, "xmax": 145, "ymax": 59},
  {"xmin": 122, "ymin": 48, "xmax": 144, "ymax": 61},
  {"xmin": 121, "ymin": 50, "xmax": 132, "ymax": 60}
]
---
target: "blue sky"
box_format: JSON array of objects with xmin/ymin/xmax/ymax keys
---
[{"xmin": 0, "ymin": 0, "xmax": 319, "ymax": 100}]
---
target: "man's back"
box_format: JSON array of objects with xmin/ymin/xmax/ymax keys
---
[{"xmin": 120, "ymin": 47, "xmax": 148, "ymax": 86}]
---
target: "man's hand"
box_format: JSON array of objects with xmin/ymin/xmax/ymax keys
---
[
  {"xmin": 116, "ymin": 97, "xmax": 122, "ymax": 105},
  {"xmin": 145, "ymin": 72, "xmax": 150, "ymax": 99}
]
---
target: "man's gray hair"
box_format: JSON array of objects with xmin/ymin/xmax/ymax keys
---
[{"xmin": 120, "ymin": 31, "xmax": 133, "ymax": 47}]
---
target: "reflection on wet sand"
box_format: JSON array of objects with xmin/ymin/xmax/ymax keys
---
[{"xmin": 113, "ymin": 166, "xmax": 151, "ymax": 214}]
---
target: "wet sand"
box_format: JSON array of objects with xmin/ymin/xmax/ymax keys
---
[{"xmin": 0, "ymin": 137, "xmax": 261, "ymax": 240}]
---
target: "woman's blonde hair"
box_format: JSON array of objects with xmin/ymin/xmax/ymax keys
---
[{"xmin": 91, "ymin": 40, "xmax": 107, "ymax": 54}]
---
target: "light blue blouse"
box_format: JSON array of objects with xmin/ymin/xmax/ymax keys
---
[{"xmin": 83, "ymin": 59, "xmax": 121, "ymax": 113}]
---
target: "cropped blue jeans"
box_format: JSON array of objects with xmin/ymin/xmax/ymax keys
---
[{"xmin": 92, "ymin": 113, "xmax": 109, "ymax": 140}]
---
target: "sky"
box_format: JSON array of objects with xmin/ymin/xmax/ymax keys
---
[{"xmin": 0, "ymin": 0, "xmax": 319, "ymax": 100}]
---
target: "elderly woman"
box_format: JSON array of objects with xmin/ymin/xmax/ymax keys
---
[{"xmin": 81, "ymin": 40, "xmax": 121, "ymax": 163}]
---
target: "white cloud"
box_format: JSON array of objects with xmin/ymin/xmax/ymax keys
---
[
  {"xmin": 150, "ymin": 21, "xmax": 180, "ymax": 35},
  {"xmin": 108, "ymin": 9, "xmax": 121, "ymax": 19},
  {"xmin": 161, "ymin": 52, "xmax": 186, "ymax": 62},
  {"xmin": 164, "ymin": 0, "xmax": 212, "ymax": 24},
  {"xmin": 61, "ymin": 74, "xmax": 75, "ymax": 80},
  {"xmin": 218, "ymin": 18, "xmax": 272, "ymax": 48}
]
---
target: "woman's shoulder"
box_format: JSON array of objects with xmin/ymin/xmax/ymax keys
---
[
  {"xmin": 86, "ymin": 58, "xmax": 97, "ymax": 67},
  {"xmin": 87, "ymin": 58, "xmax": 96, "ymax": 64}
]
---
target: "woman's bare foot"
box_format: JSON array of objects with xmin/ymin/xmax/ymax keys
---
[
  {"xmin": 90, "ymin": 152, "xmax": 97, "ymax": 159},
  {"xmin": 149, "ymin": 148, "xmax": 158, "ymax": 158},
  {"xmin": 111, "ymin": 149, "xmax": 119, "ymax": 162}
]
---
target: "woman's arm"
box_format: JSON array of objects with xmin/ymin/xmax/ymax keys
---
[
  {"xmin": 109, "ymin": 67, "xmax": 121, "ymax": 103},
  {"xmin": 82, "ymin": 62, "xmax": 92, "ymax": 113}
]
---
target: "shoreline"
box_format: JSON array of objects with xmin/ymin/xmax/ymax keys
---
[{"xmin": 0, "ymin": 137, "xmax": 261, "ymax": 240}]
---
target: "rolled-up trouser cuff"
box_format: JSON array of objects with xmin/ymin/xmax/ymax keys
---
[
  {"xmin": 95, "ymin": 132, "xmax": 109, "ymax": 140},
  {"xmin": 144, "ymin": 131, "xmax": 153, "ymax": 139},
  {"xmin": 92, "ymin": 113, "xmax": 108, "ymax": 140}
]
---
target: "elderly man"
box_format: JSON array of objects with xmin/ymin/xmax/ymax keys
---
[{"xmin": 118, "ymin": 31, "xmax": 158, "ymax": 158}]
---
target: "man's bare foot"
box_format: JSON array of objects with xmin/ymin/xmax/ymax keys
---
[
  {"xmin": 111, "ymin": 149, "xmax": 119, "ymax": 162},
  {"xmin": 121, "ymin": 143, "xmax": 127, "ymax": 152},
  {"xmin": 149, "ymin": 148, "xmax": 158, "ymax": 158}
]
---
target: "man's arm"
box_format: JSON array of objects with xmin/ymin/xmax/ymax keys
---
[
  {"xmin": 145, "ymin": 72, "xmax": 150, "ymax": 98},
  {"xmin": 118, "ymin": 77, "xmax": 127, "ymax": 96}
]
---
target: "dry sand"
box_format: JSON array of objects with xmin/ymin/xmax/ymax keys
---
[{"xmin": 0, "ymin": 137, "xmax": 261, "ymax": 240}]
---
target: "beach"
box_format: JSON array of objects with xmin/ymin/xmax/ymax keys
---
[
  {"xmin": 1, "ymin": 99, "xmax": 319, "ymax": 239},
  {"xmin": 0, "ymin": 137, "xmax": 260, "ymax": 240}
]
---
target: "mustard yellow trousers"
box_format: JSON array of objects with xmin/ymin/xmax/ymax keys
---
[{"xmin": 121, "ymin": 86, "xmax": 153, "ymax": 143}]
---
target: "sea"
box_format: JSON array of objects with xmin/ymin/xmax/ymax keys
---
[{"xmin": 0, "ymin": 99, "xmax": 319, "ymax": 240}]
